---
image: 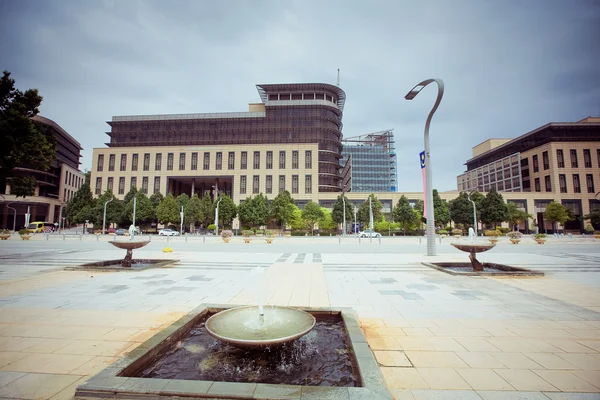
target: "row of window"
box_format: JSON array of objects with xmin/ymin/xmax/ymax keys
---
[
  {"xmin": 97, "ymin": 151, "xmax": 313, "ymax": 172},
  {"xmin": 534, "ymin": 174, "xmax": 596, "ymax": 193},
  {"xmin": 64, "ymin": 171, "xmax": 83, "ymax": 188},
  {"xmin": 239, "ymin": 175, "xmax": 312, "ymax": 195},
  {"xmin": 532, "ymin": 149, "xmax": 599, "ymax": 172},
  {"xmin": 95, "ymin": 176, "xmax": 160, "ymax": 195}
]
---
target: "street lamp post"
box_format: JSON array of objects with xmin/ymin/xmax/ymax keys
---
[
  {"xmin": 405, "ymin": 78, "xmax": 444, "ymax": 256},
  {"xmin": 6, "ymin": 202, "xmax": 16, "ymax": 232},
  {"xmin": 342, "ymin": 194, "xmax": 346, "ymax": 236},
  {"xmin": 354, "ymin": 206, "xmax": 358, "ymax": 235},
  {"xmin": 103, "ymin": 197, "xmax": 114, "ymax": 234},
  {"xmin": 215, "ymin": 195, "xmax": 222, "ymax": 236}
]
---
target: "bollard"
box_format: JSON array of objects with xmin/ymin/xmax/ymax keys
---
[
  {"xmin": 378, "ymin": 236, "xmax": 381, "ymax": 244},
  {"xmin": 96, "ymin": 234, "xmax": 99, "ymax": 241},
  {"xmin": 185, "ymin": 235, "xmax": 188, "ymax": 242},
  {"xmin": 568, "ymin": 233, "xmax": 572, "ymax": 239},
  {"xmin": 167, "ymin": 236, "xmax": 169, "ymax": 242},
  {"xmin": 148, "ymin": 235, "xmax": 151, "ymax": 242},
  {"xmin": 338, "ymin": 236, "xmax": 341, "ymax": 244},
  {"xmin": 358, "ymin": 236, "xmax": 361, "ymax": 244},
  {"xmin": 203, "ymin": 236, "xmax": 206, "ymax": 243},
  {"xmin": 370, "ymin": 235, "xmax": 372, "ymax": 243},
  {"xmin": 80, "ymin": 234, "xmax": 83, "ymax": 241},
  {"xmin": 439, "ymin": 236, "xmax": 442, "ymax": 244},
  {"xmin": 45, "ymin": 233, "xmax": 49, "ymax": 241},
  {"xmin": 419, "ymin": 237, "xmax": 422, "ymax": 244},
  {"xmin": 63, "ymin": 234, "xmax": 66, "ymax": 241}
]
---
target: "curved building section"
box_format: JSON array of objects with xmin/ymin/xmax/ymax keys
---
[{"xmin": 105, "ymin": 83, "xmax": 345, "ymax": 192}]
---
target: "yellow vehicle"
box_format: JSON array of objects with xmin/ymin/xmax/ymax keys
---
[{"xmin": 27, "ymin": 222, "xmax": 56, "ymax": 233}]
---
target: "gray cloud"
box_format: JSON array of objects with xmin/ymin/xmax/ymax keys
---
[{"xmin": 1, "ymin": 0, "xmax": 598, "ymax": 191}]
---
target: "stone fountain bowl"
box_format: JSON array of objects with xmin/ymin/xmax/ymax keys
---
[
  {"xmin": 451, "ymin": 242, "xmax": 495, "ymax": 253},
  {"xmin": 108, "ymin": 240, "xmax": 150, "ymax": 250},
  {"xmin": 205, "ymin": 305, "xmax": 316, "ymax": 350}
]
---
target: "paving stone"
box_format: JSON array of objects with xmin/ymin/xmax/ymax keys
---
[
  {"xmin": 406, "ymin": 284, "xmax": 438, "ymax": 291},
  {"xmin": 100, "ymin": 285, "xmax": 129, "ymax": 293},
  {"xmin": 186, "ymin": 275, "xmax": 213, "ymax": 281}
]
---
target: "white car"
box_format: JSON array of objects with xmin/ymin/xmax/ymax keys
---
[
  {"xmin": 158, "ymin": 229, "xmax": 180, "ymax": 236},
  {"xmin": 359, "ymin": 229, "xmax": 381, "ymax": 238}
]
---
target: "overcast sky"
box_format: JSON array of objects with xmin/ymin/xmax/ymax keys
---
[{"xmin": 1, "ymin": 0, "xmax": 599, "ymax": 192}]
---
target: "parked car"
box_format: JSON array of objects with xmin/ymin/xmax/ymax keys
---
[
  {"xmin": 158, "ymin": 228, "xmax": 180, "ymax": 236},
  {"xmin": 359, "ymin": 229, "xmax": 381, "ymax": 238},
  {"xmin": 114, "ymin": 229, "xmax": 126, "ymax": 236}
]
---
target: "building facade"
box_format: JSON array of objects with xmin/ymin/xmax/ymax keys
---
[
  {"xmin": 457, "ymin": 117, "xmax": 600, "ymax": 232},
  {"xmin": 0, "ymin": 116, "xmax": 84, "ymax": 229},
  {"xmin": 341, "ymin": 129, "xmax": 397, "ymax": 192}
]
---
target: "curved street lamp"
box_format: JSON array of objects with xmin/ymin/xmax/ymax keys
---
[{"xmin": 405, "ymin": 79, "xmax": 444, "ymax": 256}]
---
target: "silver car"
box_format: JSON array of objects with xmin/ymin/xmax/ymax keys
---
[
  {"xmin": 158, "ymin": 228, "xmax": 180, "ymax": 236},
  {"xmin": 359, "ymin": 229, "xmax": 381, "ymax": 238}
]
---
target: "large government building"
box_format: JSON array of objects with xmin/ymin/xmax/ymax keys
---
[{"xmin": 0, "ymin": 116, "xmax": 84, "ymax": 229}]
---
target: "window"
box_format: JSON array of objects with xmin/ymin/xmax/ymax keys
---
[
  {"xmin": 120, "ymin": 154, "xmax": 127, "ymax": 171},
  {"xmin": 95, "ymin": 177, "xmax": 102, "ymax": 195},
  {"xmin": 240, "ymin": 175, "xmax": 246, "ymax": 194},
  {"xmin": 203, "ymin": 152, "xmax": 210, "ymax": 170},
  {"xmin": 266, "ymin": 151, "xmax": 273, "ymax": 169},
  {"xmin": 118, "ymin": 177, "xmax": 125, "ymax": 194},
  {"xmin": 305, "ymin": 151, "xmax": 312, "ymax": 169},
  {"xmin": 279, "ymin": 151, "xmax": 286, "ymax": 169},
  {"xmin": 279, "ymin": 175, "xmax": 285, "ymax": 192},
  {"xmin": 228, "ymin": 152, "xmax": 235, "ymax": 169},
  {"xmin": 191, "ymin": 153, "xmax": 198, "ymax": 170},
  {"xmin": 559, "ymin": 174, "xmax": 567, "ymax": 193},
  {"xmin": 584, "ymin": 149, "xmax": 591, "ymax": 168},
  {"xmin": 107, "ymin": 177, "xmax": 113, "ymax": 192},
  {"xmin": 557, "ymin": 149, "xmax": 564, "ymax": 168},
  {"xmin": 586, "ymin": 174, "xmax": 595, "ymax": 193},
  {"xmin": 305, "ymin": 175, "xmax": 312, "ymax": 194},
  {"xmin": 266, "ymin": 175, "xmax": 272, "ymax": 194},
  {"xmin": 97, "ymin": 154, "xmax": 104, "ymax": 171},
  {"xmin": 534, "ymin": 177, "xmax": 540, "ymax": 192},
  {"xmin": 570, "ymin": 149, "xmax": 578, "ymax": 168},
  {"xmin": 130, "ymin": 177, "xmax": 137, "ymax": 190},
  {"xmin": 216, "ymin": 152, "xmax": 222, "ymax": 170},
  {"xmin": 598, "ymin": 149, "xmax": 600, "ymax": 168},
  {"xmin": 532, "ymin": 155, "xmax": 539, "ymax": 173},
  {"xmin": 152, "ymin": 153, "xmax": 159, "ymax": 171},
  {"xmin": 253, "ymin": 151, "xmax": 260, "ymax": 169},
  {"xmin": 253, "ymin": 175, "xmax": 259, "ymax": 194},
  {"xmin": 108, "ymin": 154, "xmax": 115, "ymax": 171},
  {"xmin": 179, "ymin": 153, "xmax": 186, "ymax": 170},
  {"xmin": 572, "ymin": 174, "xmax": 581, "ymax": 193},
  {"xmin": 142, "ymin": 177, "xmax": 148, "ymax": 194},
  {"xmin": 292, "ymin": 151, "xmax": 298, "ymax": 169},
  {"xmin": 292, "ymin": 175, "xmax": 298, "ymax": 194},
  {"xmin": 241, "ymin": 151, "xmax": 247, "ymax": 169},
  {"xmin": 545, "ymin": 175, "xmax": 551, "ymax": 192},
  {"xmin": 154, "ymin": 177, "xmax": 161, "ymax": 194},
  {"xmin": 167, "ymin": 153, "xmax": 174, "ymax": 171},
  {"xmin": 542, "ymin": 151, "xmax": 549, "ymax": 170},
  {"xmin": 131, "ymin": 154, "xmax": 138, "ymax": 171}
]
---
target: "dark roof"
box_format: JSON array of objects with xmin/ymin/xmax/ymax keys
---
[{"xmin": 32, "ymin": 115, "xmax": 83, "ymax": 150}]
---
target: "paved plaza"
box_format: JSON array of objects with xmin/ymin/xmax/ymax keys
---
[{"xmin": 0, "ymin": 235, "xmax": 599, "ymax": 399}]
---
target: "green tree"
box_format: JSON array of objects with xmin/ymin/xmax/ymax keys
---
[
  {"xmin": 480, "ymin": 188, "xmax": 508, "ymax": 228},
  {"xmin": 149, "ymin": 192, "xmax": 164, "ymax": 210},
  {"xmin": 289, "ymin": 205, "xmax": 308, "ymax": 230},
  {"xmin": 176, "ymin": 193, "xmax": 190, "ymax": 210},
  {"xmin": 123, "ymin": 186, "xmax": 138, "ymax": 205},
  {"xmin": 584, "ymin": 210, "xmax": 600, "ymax": 230},
  {"xmin": 506, "ymin": 202, "xmax": 533, "ymax": 231},
  {"xmin": 185, "ymin": 194, "xmax": 202, "ymax": 230},
  {"xmin": 125, "ymin": 192, "xmax": 155, "ymax": 226},
  {"xmin": 331, "ymin": 194, "xmax": 354, "ymax": 228},
  {"xmin": 156, "ymin": 193, "xmax": 179, "ymax": 226},
  {"xmin": 432, "ymin": 189, "xmax": 450, "ymax": 226},
  {"xmin": 393, "ymin": 195, "xmax": 417, "ymax": 234},
  {"xmin": 215, "ymin": 194, "xmax": 237, "ymax": 228},
  {"xmin": 0, "ymin": 71, "xmax": 56, "ymax": 197},
  {"xmin": 357, "ymin": 194, "xmax": 383, "ymax": 226},
  {"xmin": 90, "ymin": 190, "xmax": 121, "ymax": 227},
  {"xmin": 66, "ymin": 181, "xmax": 94, "ymax": 224},
  {"xmin": 544, "ymin": 201, "xmax": 572, "ymax": 232},
  {"xmin": 414, "ymin": 199, "xmax": 425, "ymax": 224},
  {"xmin": 302, "ymin": 201, "xmax": 324, "ymax": 235},
  {"xmin": 238, "ymin": 194, "xmax": 269, "ymax": 228},
  {"xmin": 270, "ymin": 190, "xmax": 295, "ymax": 230},
  {"xmin": 198, "ymin": 193, "xmax": 214, "ymax": 226},
  {"xmin": 448, "ymin": 192, "xmax": 475, "ymax": 227},
  {"xmin": 318, "ymin": 208, "xmax": 335, "ymax": 231}
]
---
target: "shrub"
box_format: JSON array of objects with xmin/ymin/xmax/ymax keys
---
[
  {"xmin": 507, "ymin": 231, "xmax": 523, "ymax": 239},
  {"xmin": 484, "ymin": 229, "xmax": 501, "ymax": 237},
  {"xmin": 265, "ymin": 230, "xmax": 274, "ymax": 237},
  {"xmin": 207, "ymin": 224, "xmax": 216, "ymax": 231},
  {"xmin": 534, "ymin": 233, "xmax": 547, "ymax": 239},
  {"xmin": 498, "ymin": 227, "xmax": 511, "ymax": 234},
  {"xmin": 438, "ymin": 229, "xmax": 448, "ymax": 235},
  {"xmin": 220, "ymin": 230, "xmax": 233, "ymax": 238},
  {"xmin": 451, "ymin": 228, "xmax": 463, "ymax": 236},
  {"xmin": 584, "ymin": 224, "xmax": 594, "ymax": 233},
  {"xmin": 18, "ymin": 228, "xmax": 30, "ymax": 235},
  {"xmin": 242, "ymin": 230, "xmax": 253, "ymax": 237},
  {"xmin": 255, "ymin": 229, "xmax": 264, "ymax": 235}
]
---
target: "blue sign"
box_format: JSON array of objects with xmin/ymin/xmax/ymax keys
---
[{"xmin": 419, "ymin": 151, "xmax": 426, "ymax": 169}]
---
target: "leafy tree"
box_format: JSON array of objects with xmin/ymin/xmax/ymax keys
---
[
  {"xmin": 302, "ymin": 201, "xmax": 324, "ymax": 235},
  {"xmin": 185, "ymin": 194, "xmax": 202, "ymax": 229},
  {"xmin": 393, "ymin": 195, "xmax": 417, "ymax": 234},
  {"xmin": 66, "ymin": 181, "xmax": 94, "ymax": 224},
  {"xmin": 90, "ymin": 190, "xmax": 121, "ymax": 227},
  {"xmin": 0, "ymin": 71, "xmax": 56, "ymax": 197},
  {"xmin": 357, "ymin": 194, "xmax": 383, "ymax": 226},
  {"xmin": 318, "ymin": 208, "xmax": 335, "ymax": 231},
  {"xmin": 331, "ymin": 194, "xmax": 354, "ymax": 227},
  {"xmin": 448, "ymin": 192, "xmax": 476, "ymax": 227},
  {"xmin": 289, "ymin": 204, "xmax": 309, "ymax": 230},
  {"xmin": 480, "ymin": 188, "xmax": 508, "ymax": 228},
  {"xmin": 214, "ymin": 194, "xmax": 237, "ymax": 228},
  {"xmin": 584, "ymin": 210, "xmax": 600, "ymax": 230},
  {"xmin": 238, "ymin": 194, "xmax": 269, "ymax": 228},
  {"xmin": 198, "ymin": 193, "xmax": 214, "ymax": 226},
  {"xmin": 156, "ymin": 193, "xmax": 179, "ymax": 226},
  {"xmin": 125, "ymin": 192, "xmax": 155, "ymax": 226},
  {"xmin": 414, "ymin": 199, "xmax": 425, "ymax": 223},
  {"xmin": 149, "ymin": 192, "xmax": 164, "ymax": 210},
  {"xmin": 270, "ymin": 190, "xmax": 295, "ymax": 230},
  {"xmin": 432, "ymin": 189, "xmax": 450, "ymax": 226},
  {"xmin": 544, "ymin": 201, "xmax": 572, "ymax": 232},
  {"xmin": 176, "ymin": 193, "xmax": 190, "ymax": 210},
  {"xmin": 506, "ymin": 202, "xmax": 533, "ymax": 231},
  {"xmin": 123, "ymin": 186, "xmax": 138, "ymax": 205}
]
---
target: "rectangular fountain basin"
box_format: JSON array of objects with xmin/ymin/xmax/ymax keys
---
[
  {"xmin": 75, "ymin": 304, "xmax": 390, "ymax": 400},
  {"xmin": 423, "ymin": 262, "xmax": 544, "ymax": 276}
]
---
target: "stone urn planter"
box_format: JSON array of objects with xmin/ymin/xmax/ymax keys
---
[
  {"xmin": 265, "ymin": 238, "xmax": 274, "ymax": 244},
  {"xmin": 18, "ymin": 229, "xmax": 31, "ymax": 241},
  {"xmin": 243, "ymin": 238, "xmax": 252, "ymax": 244},
  {"xmin": 488, "ymin": 238, "xmax": 499, "ymax": 244},
  {"xmin": 20, "ymin": 235, "xmax": 31, "ymax": 240},
  {"xmin": 594, "ymin": 234, "xmax": 600, "ymax": 239},
  {"xmin": 535, "ymin": 238, "xmax": 547, "ymax": 244},
  {"xmin": 454, "ymin": 235, "xmax": 461, "ymax": 239},
  {"xmin": 0, "ymin": 234, "xmax": 10, "ymax": 240},
  {"xmin": 507, "ymin": 231, "xmax": 522, "ymax": 245},
  {"xmin": 242, "ymin": 230, "xmax": 253, "ymax": 244},
  {"xmin": 534, "ymin": 233, "xmax": 547, "ymax": 244},
  {"xmin": 440, "ymin": 234, "xmax": 447, "ymax": 239},
  {"xmin": 284, "ymin": 231, "xmax": 291, "ymax": 238},
  {"xmin": 222, "ymin": 237, "xmax": 231, "ymax": 243},
  {"xmin": 220, "ymin": 230, "xmax": 233, "ymax": 243},
  {"xmin": 509, "ymin": 238, "xmax": 521, "ymax": 244},
  {"xmin": 265, "ymin": 230, "xmax": 274, "ymax": 244}
]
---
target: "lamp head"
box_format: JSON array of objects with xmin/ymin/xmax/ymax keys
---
[{"xmin": 404, "ymin": 84, "xmax": 426, "ymax": 100}]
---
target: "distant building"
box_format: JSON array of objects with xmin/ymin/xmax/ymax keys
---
[
  {"xmin": 341, "ymin": 130, "xmax": 397, "ymax": 192},
  {"xmin": 0, "ymin": 116, "xmax": 84, "ymax": 229}
]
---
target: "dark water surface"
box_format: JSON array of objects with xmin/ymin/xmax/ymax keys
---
[{"xmin": 134, "ymin": 313, "xmax": 359, "ymax": 387}]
